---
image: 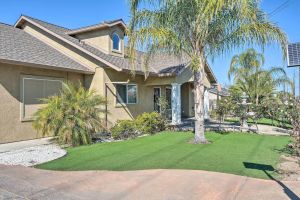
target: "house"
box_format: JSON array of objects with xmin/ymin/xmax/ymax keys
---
[
  {"xmin": 0, "ymin": 15, "xmax": 217, "ymax": 143},
  {"xmin": 203, "ymin": 85, "xmax": 230, "ymax": 119}
]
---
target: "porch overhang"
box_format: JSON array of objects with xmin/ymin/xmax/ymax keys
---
[{"xmin": 145, "ymin": 67, "xmax": 212, "ymax": 88}]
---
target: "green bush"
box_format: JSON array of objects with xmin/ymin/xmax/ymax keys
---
[
  {"xmin": 33, "ymin": 82, "xmax": 106, "ymax": 147},
  {"xmin": 135, "ymin": 112, "xmax": 165, "ymax": 135},
  {"xmin": 111, "ymin": 120, "xmax": 139, "ymax": 140},
  {"xmin": 110, "ymin": 112, "xmax": 166, "ymax": 140}
]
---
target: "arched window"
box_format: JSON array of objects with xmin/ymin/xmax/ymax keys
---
[{"xmin": 112, "ymin": 33, "xmax": 120, "ymax": 51}]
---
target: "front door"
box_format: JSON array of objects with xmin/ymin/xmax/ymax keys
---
[{"xmin": 154, "ymin": 87, "xmax": 161, "ymax": 113}]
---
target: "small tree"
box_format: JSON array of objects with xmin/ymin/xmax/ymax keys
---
[
  {"xmin": 158, "ymin": 96, "xmax": 170, "ymax": 120},
  {"xmin": 216, "ymin": 98, "xmax": 231, "ymax": 123},
  {"xmin": 33, "ymin": 82, "xmax": 106, "ymax": 146},
  {"xmin": 287, "ymin": 98, "xmax": 300, "ymax": 156}
]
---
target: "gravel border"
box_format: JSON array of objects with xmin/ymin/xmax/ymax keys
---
[{"xmin": 0, "ymin": 144, "xmax": 66, "ymax": 167}]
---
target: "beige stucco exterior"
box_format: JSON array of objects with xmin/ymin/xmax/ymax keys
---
[
  {"xmin": 0, "ymin": 17, "xmax": 217, "ymax": 143},
  {"xmin": 0, "ymin": 63, "xmax": 83, "ymax": 144},
  {"xmin": 75, "ymin": 26, "xmax": 125, "ymax": 57}
]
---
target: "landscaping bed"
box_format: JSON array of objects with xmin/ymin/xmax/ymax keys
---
[{"xmin": 37, "ymin": 132, "xmax": 291, "ymax": 180}]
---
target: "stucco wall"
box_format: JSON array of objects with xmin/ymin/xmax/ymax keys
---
[
  {"xmin": 104, "ymin": 68, "xmax": 158, "ymax": 127},
  {"xmin": 0, "ymin": 63, "xmax": 83, "ymax": 144},
  {"xmin": 22, "ymin": 22, "xmax": 106, "ymax": 97},
  {"xmin": 75, "ymin": 26, "xmax": 125, "ymax": 57},
  {"xmin": 17, "ymin": 20, "xmax": 215, "ymax": 130},
  {"xmin": 22, "ymin": 22, "xmax": 100, "ymax": 70}
]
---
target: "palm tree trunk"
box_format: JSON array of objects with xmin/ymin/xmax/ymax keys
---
[{"xmin": 194, "ymin": 56, "xmax": 207, "ymax": 144}]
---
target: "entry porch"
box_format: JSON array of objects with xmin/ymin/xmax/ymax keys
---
[{"xmin": 145, "ymin": 65, "xmax": 215, "ymax": 125}]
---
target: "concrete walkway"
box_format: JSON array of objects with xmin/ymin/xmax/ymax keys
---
[
  {"xmin": 256, "ymin": 124, "xmax": 292, "ymax": 136},
  {"xmin": 0, "ymin": 165, "xmax": 300, "ymax": 200},
  {"xmin": 0, "ymin": 137, "xmax": 53, "ymax": 153},
  {"xmin": 178, "ymin": 118, "xmax": 292, "ymax": 136}
]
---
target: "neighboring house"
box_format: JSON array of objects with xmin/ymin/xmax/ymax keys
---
[
  {"xmin": 0, "ymin": 15, "xmax": 217, "ymax": 143},
  {"xmin": 207, "ymin": 85, "xmax": 230, "ymax": 112}
]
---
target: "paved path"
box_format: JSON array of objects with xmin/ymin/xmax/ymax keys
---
[
  {"xmin": 180, "ymin": 118, "xmax": 292, "ymax": 136},
  {"xmin": 256, "ymin": 124, "xmax": 292, "ymax": 136},
  {"xmin": 0, "ymin": 165, "xmax": 300, "ymax": 200},
  {"xmin": 0, "ymin": 138, "xmax": 53, "ymax": 153}
]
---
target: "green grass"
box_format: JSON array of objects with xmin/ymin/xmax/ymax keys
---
[
  {"xmin": 37, "ymin": 132, "xmax": 291, "ymax": 180},
  {"xmin": 225, "ymin": 117, "xmax": 292, "ymax": 129}
]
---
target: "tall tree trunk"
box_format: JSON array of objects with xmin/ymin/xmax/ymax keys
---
[{"xmin": 194, "ymin": 56, "xmax": 207, "ymax": 144}]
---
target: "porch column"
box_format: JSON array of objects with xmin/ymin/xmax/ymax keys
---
[
  {"xmin": 204, "ymin": 89, "xmax": 210, "ymax": 120},
  {"xmin": 171, "ymin": 83, "xmax": 181, "ymax": 125}
]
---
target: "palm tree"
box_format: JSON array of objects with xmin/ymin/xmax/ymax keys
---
[
  {"xmin": 33, "ymin": 82, "xmax": 106, "ymax": 146},
  {"xmin": 228, "ymin": 49, "xmax": 292, "ymax": 105},
  {"xmin": 127, "ymin": 0, "xmax": 287, "ymax": 143},
  {"xmin": 228, "ymin": 48, "xmax": 265, "ymax": 81}
]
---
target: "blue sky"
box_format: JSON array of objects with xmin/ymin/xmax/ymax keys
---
[{"xmin": 0, "ymin": 0, "xmax": 299, "ymax": 93}]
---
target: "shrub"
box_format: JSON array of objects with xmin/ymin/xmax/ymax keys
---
[
  {"xmin": 158, "ymin": 96, "xmax": 170, "ymax": 119},
  {"xmin": 111, "ymin": 120, "xmax": 139, "ymax": 140},
  {"xmin": 33, "ymin": 82, "xmax": 106, "ymax": 147},
  {"xmin": 110, "ymin": 112, "xmax": 166, "ymax": 140},
  {"xmin": 135, "ymin": 112, "xmax": 165, "ymax": 135}
]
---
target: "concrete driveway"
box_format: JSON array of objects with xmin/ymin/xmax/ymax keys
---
[{"xmin": 0, "ymin": 165, "xmax": 300, "ymax": 200}]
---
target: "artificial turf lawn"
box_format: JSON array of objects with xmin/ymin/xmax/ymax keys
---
[{"xmin": 37, "ymin": 132, "xmax": 291, "ymax": 180}]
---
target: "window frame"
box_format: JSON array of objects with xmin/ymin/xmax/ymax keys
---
[
  {"xmin": 153, "ymin": 87, "xmax": 161, "ymax": 113},
  {"xmin": 20, "ymin": 75, "xmax": 63, "ymax": 122},
  {"xmin": 165, "ymin": 87, "xmax": 172, "ymax": 110},
  {"xmin": 115, "ymin": 83, "xmax": 138, "ymax": 106},
  {"xmin": 112, "ymin": 32, "xmax": 121, "ymax": 52}
]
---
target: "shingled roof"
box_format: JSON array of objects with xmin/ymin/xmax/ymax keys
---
[
  {"xmin": 209, "ymin": 86, "xmax": 230, "ymax": 97},
  {"xmin": 13, "ymin": 15, "xmax": 217, "ymax": 82},
  {"xmin": 0, "ymin": 23, "xmax": 93, "ymax": 74},
  {"xmin": 67, "ymin": 19, "xmax": 126, "ymax": 35}
]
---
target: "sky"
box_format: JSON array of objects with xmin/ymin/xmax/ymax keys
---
[{"xmin": 0, "ymin": 0, "xmax": 300, "ymax": 93}]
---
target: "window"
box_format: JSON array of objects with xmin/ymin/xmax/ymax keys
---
[
  {"xmin": 166, "ymin": 88, "xmax": 172, "ymax": 109},
  {"xmin": 112, "ymin": 33, "xmax": 120, "ymax": 51},
  {"xmin": 116, "ymin": 84, "xmax": 127, "ymax": 104},
  {"xmin": 21, "ymin": 75, "xmax": 63, "ymax": 121},
  {"xmin": 154, "ymin": 88, "xmax": 161, "ymax": 112},
  {"xmin": 127, "ymin": 85, "xmax": 137, "ymax": 104},
  {"xmin": 116, "ymin": 84, "xmax": 137, "ymax": 104}
]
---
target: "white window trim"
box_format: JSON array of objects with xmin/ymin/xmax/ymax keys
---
[
  {"xmin": 20, "ymin": 75, "xmax": 63, "ymax": 122},
  {"xmin": 112, "ymin": 32, "xmax": 121, "ymax": 53},
  {"xmin": 115, "ymin": 83, "xmax": 138, "ymax": 106}
]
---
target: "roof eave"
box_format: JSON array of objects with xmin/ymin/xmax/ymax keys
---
[
  {"xmin": 14, "ymin": 16, "xmax": 123, "ymax": 72},
  {"xmin": 0, "ymin": 58, "xmax": 95, "ymax": 74},
  {"xmin": 67, "ymin": 21, "xmax": 127, "ymax": 36}
]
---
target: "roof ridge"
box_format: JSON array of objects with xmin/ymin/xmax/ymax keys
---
[
  {"xmin": 72, "ymin": 18, "xmax": 124, "ymax": 29},
  {"xmin": 103, "ymin": 18, "xmax": 124, "ymax": 24},
  {"xmin": 21, "ymin": 15, "xmax": 71, "ymax": 30},
  {"xmin": 68, "ymin": 18, "xmax": 126, "ymax": 34},
  {"xmin": 0, "ymin": 21, "xmax": 14, "ymax": 27},
  {"xmin": 70, "ymin": 22, "xmax": 106, "ymax": 31}
]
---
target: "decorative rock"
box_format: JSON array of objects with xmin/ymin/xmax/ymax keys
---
[
  {"xmin": 280, "ymin": 155, "xmax": 299, "ymax": 163},
  {"xmin": 277, "ymin": 161, "xmax": 300, "ymax": 174},
  {"xmin": 0, "ymin": 144, "xmax": 66, "ymax": 167}
]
